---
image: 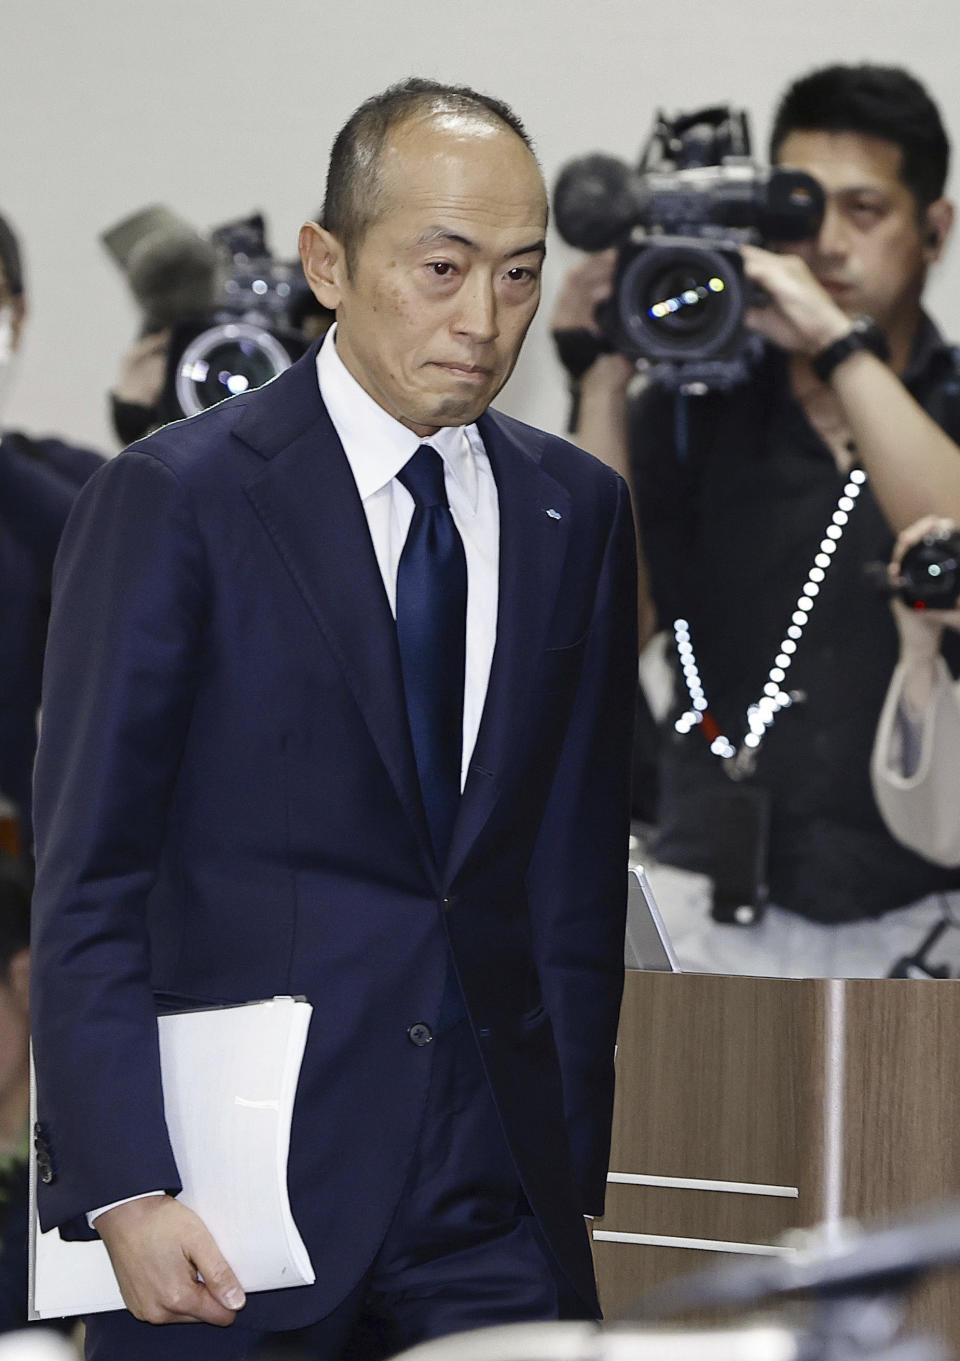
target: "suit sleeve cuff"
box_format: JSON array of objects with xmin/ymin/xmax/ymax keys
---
[{"xmin": 87, "ymin": 1190, "xmax": 166, "ymax": 1229}]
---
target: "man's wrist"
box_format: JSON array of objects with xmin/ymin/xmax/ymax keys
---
[
  {"xmin": 579, "ymin": 354, "xmax": 634, "ymax": 402},
  {"xmin": 88, "ymin": 1190, "xmax": 166, "ymax": 1229},
  {"xmin": 553, "ymin": 327, "xmax": 610, "ymax": 381},
  {"xmin": 811, "ymin": 316, "xmax": 890, "ymax": 382}
]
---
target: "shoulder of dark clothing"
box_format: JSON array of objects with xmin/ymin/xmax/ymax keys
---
[{"xmin": 1, "ymin": 431, "xmax": 105, "ymax": 485}]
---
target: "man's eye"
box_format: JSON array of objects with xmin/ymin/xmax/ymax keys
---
[
  {"xmin": 429, "ymin": 261, "xmax": 456, "ymax": 277},
  {"xmin": 506, "ymin": 267, "xmax": 537, "ymax": 283},
  {"xmin": 850, "ymin": 200, "xmax": 884, "ymax": 223}
]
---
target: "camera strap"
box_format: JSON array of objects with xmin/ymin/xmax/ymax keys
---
[{"xmin": 673, "ymin": 467, "xmax": 867, "ymax": 779}]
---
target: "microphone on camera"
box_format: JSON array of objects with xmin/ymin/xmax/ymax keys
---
[
  {"xmin": 553, "ymin": 153, "xmax": 646, "ymax": 253},
  {"xmin": 101, "ymin": 205, "xmax": 220, "ymax": 334}
]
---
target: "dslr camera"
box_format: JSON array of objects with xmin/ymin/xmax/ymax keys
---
[
  {"xmin": 103, "ymin": 205, "xmax": 313, "ymax": 428},
  {"xmin": 161, "ymin": 214, "xmax": 309, "ymax": 421},
  {"xmin": 553, "ymin": 106, "xmax": 825, "ymax": 391}
]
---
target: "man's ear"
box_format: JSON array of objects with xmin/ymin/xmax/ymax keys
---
[
  {"xmin": 923, "ymin": 199, "xmax": 954, "ymax": 263},
  {"xmin": 299, "ymin": 222, "xmax": 346, "ymax": 310}
]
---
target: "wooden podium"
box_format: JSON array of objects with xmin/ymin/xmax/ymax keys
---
[{"xmin": 593, "ymin": 970, "xmax": 960, "ymax": 1344}]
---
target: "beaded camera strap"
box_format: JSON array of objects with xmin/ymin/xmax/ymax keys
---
[{"xmin": 673, "ymin": 468, "xmax": 867, "ymax": 779}]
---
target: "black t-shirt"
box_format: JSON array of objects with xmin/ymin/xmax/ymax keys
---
[{"xmin": 631, "ymin": 315, "xmax": 960, "ymax": 921}]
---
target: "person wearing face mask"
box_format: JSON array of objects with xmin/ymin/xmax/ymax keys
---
[{"xmin": 0, "ymin": 213, "xmax": 104, "ymax": 853}]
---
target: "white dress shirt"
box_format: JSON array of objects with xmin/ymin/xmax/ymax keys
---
[
  {"xmin": 317, "ymin": 325, "xmax": 500, "ymax": 790},
  {"xmin": 87, "ymin": 331, "xmax": 501, "ymax": 1227}
]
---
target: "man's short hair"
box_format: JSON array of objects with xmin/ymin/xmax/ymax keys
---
[
  {"xmin": 769, "ymin": 63, "xmax": 950, "ymax": 210},
  {"xmin": 0, "ymin": 213, "xmax": 24, "ymax": 297},
  {"xmin": 323, "ymin": 77, "xmax": 536, "ymax": 274}
]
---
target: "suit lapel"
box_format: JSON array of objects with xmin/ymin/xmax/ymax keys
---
[
  {"xmin": 237, "ymin": 361, "xmax": 435, "ymax": 872},
  {"xmin": 233, "ymin": 355, "xmax": 572, "ymax": 884},
  {"xmin": 446, "ymin": 411, "xmax": 572, "ymax": 881}
]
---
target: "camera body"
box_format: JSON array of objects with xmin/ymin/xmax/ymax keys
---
[
  {"xmin": 898, "ymin": 528, "xmax": 960, "ymax": 609},
  {"xmin": 553, "ymin": 107, "xmax": 825, "ymax": 391},
  {"xmin": 159, "ymin": 214, "xmax": 310, "ymax": 423},
  {"xmin": 865, "ymin": 527, "xmax": 960, "ymax": 608},
  {"xmin": 102, "ymin": 206, "xmax": 316, "ymax": 433}
]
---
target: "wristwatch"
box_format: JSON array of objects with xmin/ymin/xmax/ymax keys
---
[{"xmin": 812, "ymin": 315, "xmax": 890, "ymax": 383}]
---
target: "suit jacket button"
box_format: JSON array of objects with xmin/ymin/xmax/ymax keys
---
[{"xmin": 407, "ymin": 1022, "xmax": 433, "ymax": 1047}]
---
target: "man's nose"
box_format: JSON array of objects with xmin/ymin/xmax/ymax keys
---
[
  {"xmin": 455, "ymin": 274, "xmax": 499, "ymax": 341},
  {"xmin": 813, "ymin": 201, "xmax": 849, "ymax": 261}
]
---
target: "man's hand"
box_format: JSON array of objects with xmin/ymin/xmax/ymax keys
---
[
  {"xmin": 883, "ymin": 515, "xmax": 960, "ymax": 716},
  {"xmin": 741, "ymin": 244, "xmax": 852, "ymax": 357},
  {"xmin": 890, "ymin": 514, "xmax": 960, "ymax": 648},
  {"xmin": 550, "ymin": 250, "xmax": 618, "ymax": 335},
  {"xmin": 112, "ymin": 329, "xmax": 170, "ymax": 407},
  {"xmin": 94, "ymin": 1194, "xmax": 246, "ymax": 1326},
  {"xmin": 552, "ymin": 251, "xmax": 635, "ymax": 425}
]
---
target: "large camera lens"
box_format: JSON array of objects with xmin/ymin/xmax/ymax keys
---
[
  {"xmin": 174, "ymin": 321, "xmax": 297, "ymax": 417},
  {"xmin": 616, "ymin": 242, "xmax": 744, "ymax": 360}
]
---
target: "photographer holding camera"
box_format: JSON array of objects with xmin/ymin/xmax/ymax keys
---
[
  {"xmin": 554, "ymin": 64, "xmax": 960, "ymax": 974},
  {"xmin": 872, "ymin": 516, "xmax": 960, "ymax": 870},
  {"xmin": 104, "ymin": 206, "xmax": 333, "ymax": 448}
]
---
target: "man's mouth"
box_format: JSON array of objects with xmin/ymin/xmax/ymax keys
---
[
  {"xmin": 818, "ymin": 278, "xmax": 855, "ymax": 300},
  {"xmin": 430, "ymin": 361, "xmax": 492, "ymax": 380}
]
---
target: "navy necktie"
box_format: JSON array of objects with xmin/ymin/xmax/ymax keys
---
[{"xmin": 396, "ymin": 444, "xmax": 467, "ymax": 864}]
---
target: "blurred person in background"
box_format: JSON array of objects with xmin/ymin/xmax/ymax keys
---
[{"xmin": 0, "ymin": 213, "xmax": 103, "ymax": 854}]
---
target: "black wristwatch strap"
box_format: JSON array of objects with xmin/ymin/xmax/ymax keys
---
[
  {"xmin": 812, "ymin": 315, "xmax": 890, "ymax": 382},
  {"xmin": 552, "ymin": 327, "xmax": 611, "ymax": 380}
]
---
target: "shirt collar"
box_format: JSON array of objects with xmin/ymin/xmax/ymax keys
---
[{"xmin": 316, "ymin": 325, "xmax": 478, "ymax": 508}]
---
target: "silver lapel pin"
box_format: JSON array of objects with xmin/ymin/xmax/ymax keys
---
[{"xmin": 545, "ymin": 508, "xmax": 562, "ymax": 521}]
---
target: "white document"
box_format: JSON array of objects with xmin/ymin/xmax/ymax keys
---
[{"xmin": 29, "ymin": 994, "xmax": 315, "ymax": 1319}]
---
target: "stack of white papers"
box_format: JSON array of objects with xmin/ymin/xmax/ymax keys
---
[{"xmin": 30, "ymin": 995, "xmax": 315, "ymax": 1319}]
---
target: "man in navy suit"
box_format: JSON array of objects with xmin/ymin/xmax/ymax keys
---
[{"xmin": 30, "ymin": 80, "xmax": 637, "ymax": 1360}]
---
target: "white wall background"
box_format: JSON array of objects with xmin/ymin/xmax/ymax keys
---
[{"xmin": 3, "ymin": 0, "xmax": 959, "ymax": 453}]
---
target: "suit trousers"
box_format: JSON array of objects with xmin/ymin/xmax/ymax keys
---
[{"xmin": 84, "ymin": 1017, "xmax": 591, "ymax": 1361}]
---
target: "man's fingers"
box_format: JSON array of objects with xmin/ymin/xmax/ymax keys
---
[
  {"xmin": 891, "ymin": 515, "xmax": 956, "ymax": 574},
  {"xmin": 135, "ymin": 1278, "xmax": 233, "ymax": 1327},
  {"xmin": 172, "ymin": 1277, "xmax": 241, "ymax": 1327},
  {"xmin": 551, "ymin": 250, "xmax": 618, "ymax": 332},
  {"xmin": 185, "ymin": 1225, "xmax": 247, "ymax": 1315},
  {"xmin": 126, "ymin": 1254, "xmax": 241, "ymax": 1326},
  {"xmin": 95, "ymin": 1193, "xmax": 244, "ymax": 1327}
]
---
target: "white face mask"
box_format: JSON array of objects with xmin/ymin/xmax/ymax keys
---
[{"xmin": 0, "ymin": 305, "xmax": 18, "ymax": 420}]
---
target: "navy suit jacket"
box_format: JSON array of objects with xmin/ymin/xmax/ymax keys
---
[{"xmin": 30, "ymin": 345, "xmax": 636, "ymax": 1329}]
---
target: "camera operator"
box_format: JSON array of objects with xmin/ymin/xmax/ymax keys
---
[
  {"xmin": 104, "ymin": 206, "xmax": 333, "ymax": 448},
  {"xmin": 0, "ymin": 212, "xmax": 103, "ymax": 853},
  {"xmin": 871, "ymin": 515, "xmax": 960, "ymax": 870},
  {"xmin": 554, "ymin": 65, "xmax": 960, "ymax": 973}
]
